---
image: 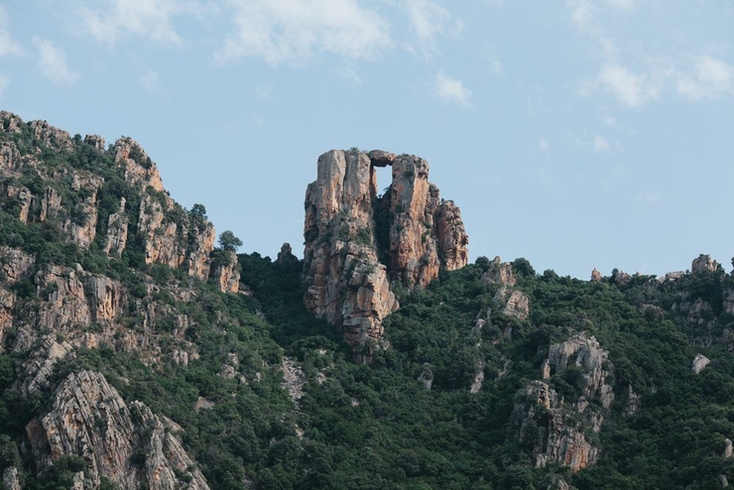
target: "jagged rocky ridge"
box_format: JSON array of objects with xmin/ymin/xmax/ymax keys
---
[
  {"xmin": 303, "ymin": 149, "xmax": 468, "ymax": 355},
  {"xmin": 0, "ymin": 112, "xmax": 251, "ymax": 488}
]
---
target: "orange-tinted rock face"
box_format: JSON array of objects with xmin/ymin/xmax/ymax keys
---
[{"xmin": 303, "ymin": 149, "xmax": 469, "ymax": 356}]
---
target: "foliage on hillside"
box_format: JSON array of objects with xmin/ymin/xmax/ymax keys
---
[{"xmin": 3, "ymin": 117, "xmax": 734, "ymax": 488}]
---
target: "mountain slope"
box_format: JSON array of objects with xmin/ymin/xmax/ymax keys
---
[{"xmin": 2, "ymin": 112, "xmax": 734, "ymax": 489}]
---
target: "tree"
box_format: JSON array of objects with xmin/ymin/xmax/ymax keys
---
[
  {"xmin": 190, "ymin": 203, "xmax": 207, "ymax": 218},
  {"xmin": 218, "ymin": 230, "xmax": 243, "ymax": 252}
]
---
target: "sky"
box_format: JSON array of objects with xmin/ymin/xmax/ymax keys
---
[{"xmin": 1, "ymin": 0, "xmax": 733, "ymax": 279}]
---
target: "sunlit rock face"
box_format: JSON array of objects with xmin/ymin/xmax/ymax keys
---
[{"xmin": 303, "ymin": 149, "xmax": 468, "ymax": 358}]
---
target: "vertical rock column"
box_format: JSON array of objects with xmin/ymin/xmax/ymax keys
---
[
  {"xmin": 303, "ymin": 150, "xmax": 398, "ymax": 352},
  {"xmin": 303, "ymin": 149, "xmax": 469, "ymax": 355}
]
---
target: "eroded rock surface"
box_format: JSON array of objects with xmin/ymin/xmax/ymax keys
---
[
  {"xmin": 515, "ymin": 332, "xmax": 614, "ymax": 473},
  {"xmin": 303, "ymin": 149, "xmax": 468, "ymax": 353},
  {"xmin": 0, "ymin": 112, "xmax": 237, "ymax": 293},
  {"xmin": 26, "ymin": 370, "xmax": 209, "ymax": 490}
]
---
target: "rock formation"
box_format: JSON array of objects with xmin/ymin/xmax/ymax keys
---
[
  {"xmin": 0, "ymin": 111, "xmax": 239, "ymax": 294},
  {"xmin": 515, "ymin": 332, "xmax": 613, "ymax": 473},
  {"xmin": 692, "ymin": 353, "xmax": 711, "ymax": 374},
  {"xmin": 482, "ymin": 256, "xmax": 516, "ymax": 287},
  {"xmin": 26, "ymin": 370, "xmax": 209, "ymax": 489},
  {"xmin": 692, "ymin": 254, "xmax": 719, "ymax": 274},
  {"xmin": 303, "ymin": 149, "xmax": 468, "ymax": 354}
]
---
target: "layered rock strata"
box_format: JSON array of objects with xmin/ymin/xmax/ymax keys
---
[
  {"xmin": 26, "ymin": 370, "xmax": 209, "ymax": 490},
  {"xmin": 303, "ymin": 149, "xmax": 468, "ymax": 352}
]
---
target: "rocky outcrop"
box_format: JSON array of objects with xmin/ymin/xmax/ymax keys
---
[
  {"xmin": 276, "ymin": 242, "xmax": 298, "ymax": 264},
  {"xmin": 103, "ymin": 198, "xmax": 129, "ymax": 256},
  {"xmin": 26, "ymin": 370, "xmax": 209, "ymax": 490},
  {"xmin": 209, "ymin": 250, "xmax": 240, "ymax": 293},
  {"xmin": 495, "ymin": 286, "xmax": 530, "ymax": 320},
  {"xmin": 0, "ymin": 112, "xmax": 234, "ymax": 292},
  {"xmin": 2, "ymin": 466, "xmax": 21, "ymax": 490},
  {"xmin": 87, "ymin": 275, "xmax": 125, "ymax": 322},
  {"xmin": 303, "ymin": 149, "xmax": 468, "ymax": 352},
  {"xmin": 386, "ymin": 154, "xmax": 468, "ymax": 288},
  {"xmin": 590, "ymin": 268, "xmax": 602, "ymax": 282},
  {"xmin": 482, "ymin": 256, "xmax": 516, "ymax": 287},
  {"xmin": 18, "ymin": 338, "xmax": 75, "ymax": 398},
  {"xmin": 515, "ymin": 332, "xmax": 613, "ymax": 473},
  {"xmin": 303, "ymin": 150, "xmax": 397, "ymax": 353},
  {"xmin": 547, "ymin": 333, "xmax": 611, "ymax": 400},
  {"xmin": 692, "ymin": 353, "xmax": 710, "ymax": 373},
  {"xmin": 692, "ymin": 254, "xmax": 719, "ymax": 274}
]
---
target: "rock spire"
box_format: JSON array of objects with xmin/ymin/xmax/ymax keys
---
[{"xmin": 303, "ymin": 149, "xmax": 468, "ymax": 357}]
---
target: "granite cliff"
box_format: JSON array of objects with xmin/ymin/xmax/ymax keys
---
[
  {"xmin": 303, "ymin": 149, "xmax": 468, "ymax": 356},
  {"xmin": 0, "ymin": 112, "xmax": 250, "ymax": 488}
]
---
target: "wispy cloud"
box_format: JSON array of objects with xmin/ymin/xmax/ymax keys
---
[
  {"xmin": 593, "ymin": 134, "xmax": 610, "ymax": 151},
  {"xmin": 255, "ymin": 83, "xmax": 275, "ymax": 100},
  {"xmin": 594, "ymin": 63, "xmax": 661, "ymax": 107},
  {"xmin": 331, "ymin": 66, "xmax": 363, "ymax": 87},
  {"xmin": 216, "ymin": 0, "xmax": 390, "ymax": 65},
  {"xmin": 76, "ymin": 0, "xmax": 204, "ymax": 45},
  {"xmin": 32, "ymin": 37, "xmax": 80, "ymax": 85},
  {"xmin": 139, "ymin": 69, "xmax": 168, "ymax": 96},
  {"xmin": 402, "ymin": 0, "xmax": 459, "ymax": 57},
  {"xmin": 539, "ymin": 138, "xmax": 550, "ymax": 151},
  {"xmin": 568, "ymin": 0, "xmax": 593, "ymax": 29},
  {"xmin": 434, "ymin": 71, "xmax": 471, "ymax": 106},
  {"xmin": 677, "ymin": 55, "xmax": 734, "ymax": 100},
  {"xmin": 0, "ymin": 6, "xmax": 22, "ymax": 56}
]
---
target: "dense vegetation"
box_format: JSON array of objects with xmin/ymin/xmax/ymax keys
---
[{"xmin": 3, "ymin": 118, "xmax": 734, "ymax": 488}]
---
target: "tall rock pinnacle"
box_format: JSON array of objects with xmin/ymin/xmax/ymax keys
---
[{"xmin": 303, "ymin": 149, "xmax": 468, "ymax": 359}]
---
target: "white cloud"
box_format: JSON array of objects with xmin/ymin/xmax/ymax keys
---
[
  {"xmin": 0, "ymin": 6, "xmax": 22, "ymax": 56},
  {"xmin": 568, "ymin": 0, "xmax": 593, "ymax": 29},
  {"xmin": 595, "ymin": 63, "xmax": 660, "ymax": 107},
  {"xmin": 677, "ymin": 55, "xmax": 734, "ymax": 100},
  {"xmin": 601, "ymin": 115, "xmax": 617, "ymax": 127},
  {"xmin": 539, "ymin": 138, "xmax": 550, "ymax": 151},
  {"xmin": 76, "ymin": 0, "xmax": 204, "ymax": 45},
  {"xmin": 32, "ymin": 37, "xmax": 80, "ymax": 85},
  {"xmin": 434, "ymin": 71, "xmax": 471, "ymax": 106},
  {"xmin": 593, "ymin": 134, "xmax": 610, "ymax": 151},
  {"xmin": 216, "ymin": 0, "xmax": 391, "ymax": 65},
  {"xmin": 402, "ymin": 0, "xmax": 458, "ymax": 57}
]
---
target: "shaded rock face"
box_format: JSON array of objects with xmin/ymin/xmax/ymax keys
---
[
  {"xmin": 26, "ymin": 370, "xmax": 209, "ymax": 490},
  {"xmin": 303, "ymin": 149, "xmax": 468, "ymax": 353},
  {"xmin": 515, "ymin": 332, "xmax": 614, "ymax": 473}
]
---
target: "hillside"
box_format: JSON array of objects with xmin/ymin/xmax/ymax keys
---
[{"xmin": 2, "ymin": 112, "xmax": 734, "ymax": 489}]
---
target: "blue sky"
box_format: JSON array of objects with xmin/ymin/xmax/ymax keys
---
[{"xmin": 1, "ymin": 0, "xmax": 733, "ymax": 278}]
